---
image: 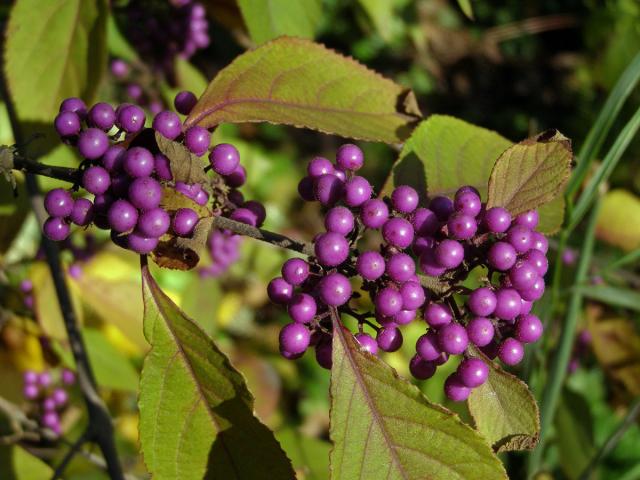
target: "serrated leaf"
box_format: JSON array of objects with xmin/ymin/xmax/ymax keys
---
[
  {"xmin": 185, "ymin": 37, "xmax": 422, "ymax": 143},
  {"xmin": 238, "ymin": 0, "xmax": 322, "ymax": 45},
  {"xmin": 4, "ymin": 0, "xmax": 108, "ymax": 122},
  {"xmin": 467, "ymin": 349, "xmax": 540, "ymax": 452},
  {"xmin": 329, "ymin": 314, "xmax": 507, "ymax": 480},
  {"xmin": 139, "ymin": 265, "xmax": 295, "ymax": 479},
  {"xmin": 486, "ymin": 129, "xmax": 572, "ymax": 216},
  {"xmin": 596, "ymin": 189, "xmax": 640, "ymax": 251},
  {"xmin": 155, "ymin": 131, "xmax": 209, "ymax": 185}
]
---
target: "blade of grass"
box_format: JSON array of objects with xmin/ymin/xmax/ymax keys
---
[
  {"xmin": 527, "ymin": 202, "xmax": 601, "ymax": 477},
  {"xmin": 567, "ymin": 52, "xmax": 640, "ymax": 199},
  {"xmin": 572, "ymin": 284, "xmax": 640, "ymax": 312},
  {"xmin": 568, "ymin": 105, "xmax": 640, "ymax": 231},
  {"xmin": 600, "ymin": 248, "xmax": 640, "ymax": 274}
]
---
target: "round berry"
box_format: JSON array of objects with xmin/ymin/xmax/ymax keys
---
[
  {"xmin": 531, "ymin": 232, "xmax": 549, "ymax": 254},
  {"xmin": 382, "ymin": 218, "xmax": 414, "ymax": 249},
  {"xmin": 519, "ymin": 276, "xmax": 545, "ymax": 302},
  {"xmin": 209, "ymin": 144, "xmax": 240, "ymax": 175},
  {"xmin": 336, "ymin": 144, "xmax": 364, "ymax": 171},
  {"xmin": 325, "ymin": 206, "xmax": 354, "ymax": 235},
  {"xmin": 175, "ymin": 181, "xmax": 201, "ymax": 200},
  {"xmin": 102, "ymin": 145, "xmax": 126, "ymax": 172},
  {"xmin": 343, "ymin": 176, "xmax": 372, "ymax": 207},
  {"xmin": 318, "ymin": 273, "xmax": 351, "ymax": 306},
  {"xmin": 281, "ymin": 258, "xmax": 309, "ymax": 286},
  {"xmin": 77, "ymin": 128, "xmax": 109, "ymax": 159},
  {"xmin": 434, "ymin": 239, "xmax": 464, "ymax": 269},
  {"xmin": 483, "ymin": 207, "xmax": 511, "ymax": 233},
  {"xmin": 487, "ymin": 241, "xmax": 517, "ymax": 271},
  {"xmin": 498, "ymin": 338, "xmax": 524, "ymax": 365},
  {"xmin": 429, "ymin": 196, "xmax": 454, "ymax": 221},
  {"xmin": 127, "ymin": 231, "xmax": 158, "ymax": 254},
  {"xmin": 314, "ymin": 232, "xmax": 350, "ymax": 267},
  {"xmin": 356, "ymin": 251, "xmax": 385, "ymax": 281},
  {"xmin": 230, "ymin": 207, "xmax": 258, "ymax": 226},
  {"xmin": 507, "ymin": 225, "xmax": 533, "ymax": 253},
  {"xmin": 438, "ymin": 323, "xmax": 468, "ymax": 355},
  {"xmin": 333, "ymin": 167, "xmax": 347, "ymax": 182},
  {"xmin": 59, "ymin": 97, "xmax": 87, "ymax": 117},
  {"xmin": 137, "ymin": 208, "xmax": 170, "ymax": 238},
  {"xmin": 523, "ymin": 249, "xmax": 548, "ymax": 276},
  {"xmin": 279, "ymin": 323, "xmax": 310, "ymax": 356},
  {"xmin": 54, "ymin": 111, "xmax": 81, "ymax": 137},
  {"xmin": 400, "ymin": 281, "xmax": 426, "ymax": 310},
  {"xmin": 424, "ymin": 302, "xmax": 452, "ymax": 327},
  {"xmin": 468, "ymin": 287, "xmax": 497, "ymax": 317},
  {"xmin": 307, "ymin": 157, "xmax": 334, "ymax": 178},
  {"xmin": 153, "ymin": 110, "xmax": 182, "ymax": 140},
  {"xmin": 184, "ymin": 126, "xmax": 210, "ymax": 156},
  {"xmin": 445, "ymin": 373, "xmax": 470, "ymax": 402},
  {"xmin": 360, "ymin": 199, "xmax": 389, "ymax": 229},
  {"xmin": 416, "ymin": 331, "xmax": 441, "ymax": 361},
  {"xmin": 61, "ymin": 369, "xmax": 76, "ymax": 385},
  {"xmin": 515, "ymin": 210, "xmax": 539, "ymax": 229},
  {"xmin": 108, "ymin": 199, "xmax": 138, "ymax": 233},
  {"xmin": 52, "ymin": 388, "xmax": 68, "ymax": 407},
  {"xmin": 313, "ymin": 174, "xmax": 343, "ymax": 206},
  {"xmin": 457, "ymin": 358, "xmax": 489, "ymax": 388},
  {"xmin": 288, "ymin": 293, "xmax": 317, "ymax": 324},
  {"xmin": 375, "ymin": 287, "xmax": 403, "ymax": 317},
  {"xmin": 392, "ymin": 185, "xmax": 419, "ymax": 213},
  {"xmin": 43, "ymin": 217, "xmax": 70, "ymax": 241},
  {"xmin": 297, "ymin": 177, "xmax": 315, "ymax": 201},
  {"xmin": 128, "ymin": 177, "xmax": 162, "ymax": 210},
  {"xmin": 116, "ymin": 104, "xmax": 145, "ymax": 133},
  {"xmin": 447, "ymin": 213, "xmax": 477, "ymax": 240},
  {"xmin": 454, "ymin": 189, "xmax": 482, "ymax": 217},
  {"xmin": 88, "ymin": 102, "xmax": 116, "ymax": 131},
  {"xmin": 124, "ymin": 147, "xmax": 154, "ymax": 178},
  {"xmin": 377, "ymin": 327, "xmax": 403, "ymax": 352},
  {"xmin": 393, "ymin": 309, "xmax": 416, "ymax": 325},
  {"xmin": 110, "ymin": 59, "xmax": 129, "ymax": 78},
  {"xmin": 509, "ymin": 261, "xmax": 539, "ymax": 291},
  {"xmin": 315, "ymin": 340, "xmax": 333, "ymax": 369},
  {"xmin": 69, "ymin": 198, "xmax": 94, "ymax": 226},
  {"xmin": 81, "ymin": 166, "xmax": 110, "ymax": 195},
  {"xmin": 174, "ymin": 90, "xmax": 197, "ymax": 115},
  {"xmin": 494, "ymin": 288, "xmax": 522, "ymax": 321},
  {"xmin": 385, "ymin": 253, "xmax": 415, "ymax": 283},
  {"xmin": 466, "ymin": 317, "xmax": 495, "ymax": 347},
  {"xmin": 412, "ymin": 208, "xmax": 439, "ymax": 236},
  {"xmin": 410, "ymin": 354, "xmax": 436, "ymax": 380},
  {"xmin": 419, "ymin": 248, "xmax": 446, "ymax": 277},
  {"xmin": 515, "ymin": 314, "xmax": 543, "ymax": 343},
  {"xmin": 172, "ymin": 208, "xmax": 199, "ymax": 236},
  {"xmin": 355, "ymin": 332, "xmax": 378, "ymax": 355},
  {"xmin": 154, "ymin": 153, "xmax": 173, "ymax": 181},
  {"xmin": 44, "ymin": 189, "xmax": 73, "ymax": 217},
  {"xmin": 267, "ymin": 277, "xmax": 294, "ymax": 305}
]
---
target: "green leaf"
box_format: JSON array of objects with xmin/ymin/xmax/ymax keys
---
[
  {"xmin": 185, "ymin": 37, "xmax": 422, "ymax": 143},
  {"xmin": 275, "ymin": 428, "xmax": 331, "ymax": 480},
  {"xmin": 596, "ymin": 189, "xmax": 640, "ymax": 252},
  {"xmin": 467, "ymin": 349, "xmax": 539, "ymax": 452},
  {"xmin": 238, "ymin": 0, "xmax": 323, "ymax": 45},
  {"xmin": 457, "ymin": 0, "xmax": 474, "ymax": 19},
  {"xmin": 554, "ymin": 389, "xmax": 595, "ymax": 479},
  {"xmin": 0, "ymin": 445, "xmax": 53, "ymax": 479},
  {"xmin": 329, "ymin": 315, "xmax": 507, "ymax": 480},
  {"xmin": 4, "ymin": 0, "xmax": 108, "ymax": 122},
  {"xmin": 139, "ymin": 265, "xmax": 294, "ymax": 480},
  {"xmin": 486, "ymin": 129, "xmax": 572, "ymax": 217},
  {"xmin": 574, "ymin": 285, "xmax": 640, "ymax": 312},
  {"xmin": 357, "ymin": 0, "xmax": 405, "ymax": 41},
  {"xmin": 107, "ymin": 13, "xmax": 138, "ymax": 62}
]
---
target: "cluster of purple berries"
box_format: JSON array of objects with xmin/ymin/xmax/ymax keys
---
[
  {"xmin": 20, "ymin": 278, "xmax": 34, "ymax": 310},
  {"xmin": 200, "ymin": 229, "xmax": 243, "ymax": 277},
  {"xmin": 22, "ymin": 369, "xmax": 76, "ymax": 437}
]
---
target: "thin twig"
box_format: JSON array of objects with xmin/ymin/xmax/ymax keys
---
[{"xmin": 51, "ymin": 431, "xmax": 89, "ymax": 480}]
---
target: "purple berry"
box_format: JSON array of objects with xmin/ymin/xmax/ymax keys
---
[
  {"xmin": 172, "ymin": 208, "xmax": 199, "ymax": 236},
  {"xmin": 315, "ymin": 340, "xmax": 333, "ymax": 369},
  {"xmin": 153, "ymin": 110, "xmax": 182, "ymax": 140},
  {"xmin": 434, "ymin": 239, "xmax": 464, "ymax": 269},
  {"xmin": 297, "ymin": 177, "xmax": 315, "ymax": 201},
  {"xmin": 424, "ymin": 302, "xmax": 452, "ymax": 327},
  {"xmin": 447, "ymin": 213, "xmax": 477, "ymax": 240},
  {"xmin": 419, "ymin": 248, "xmax": 447, "ymax": 277},
  {"xmin": 267, "ymin": 277, "xmax": 294, "ymax": 304},
  {"xmin": 385, "ymin": 253, "xmax": 416, "ymax": 283},
  {"xmin": 52, "ymin": 388, "xmax": 68, "ymax": 407},
  {"xmin": 356, "ymin": 251, "xmax": 385, "ymax": 281},
  {"xmin": 355, "ymin": 333, "xmax": 378, "ymax": 355},
  {"xmin": 59, "ymin": 97, "xmax": 87, "ymax": 117},
  {"xmin": 509, "ymin": 261, "xmax": 539, "ymax": 291},
  {"xmin": 43, "ymin": 217, "xmax": 70, "ymax": 241},
  {"xmin": 313, "ymin": 174, "xmax": 343, "ymax": 206},
  {"xmin": 377, "ymin": 327, "xmax": 403, "ymax": 352},
  {"xmin": 336, "ymin": 144, "xmax": 364, "ymax": 171},
  {"xmin": 38, "ymin": 372, "xmax": 52, "ymax": 387},
  {"xmin": 410, "ymin": 354, "xmax": 436, "ymax": 380},
  {"xmin": 281, "ymin": 258, "xmax": 309, "ymax": 286},
  {"xmin": 184, "ymin": 126, "xmax": 210, "ymax": 156},
  {"xmin": 393, "ymin": 309, "xmax": 416, "ymax": 325},
  {"xmin": 69, "ymin": 198, "xmax": 94, "ymax": 226},
  {"xmin": 307, "ymin": 157, "xmax": 334, "ymax": 177},
  {"xmin": 154, "ymin": 153, "xmax": 173, "ymax": 181},
  {"xmin": 515, "ymin": 210, "xmax": 539, "ymax": 229},
  {"xmin": 230, "ymin": 207, "xmax": 258, "ymax": 226},
  {"xmin": 77, "ymin": 128, "xmax": 109, "ymax": 159},
  {"xmin": 515, "ymin": 314, "xmax": 543, "ymax": 343},
  {"xmin": 392, "ymin": 185, "xmax": 419, "ymax": 213},
  {"xmin": 62, "ymin": 369, "xmax": 76, "ymax": 385},
  {"xmin": 128, "ymin": 177, "xmax": 162, "ymax": 210},
  {"xmin": 483, "ymin": 207, "xmax": 511, "ymax": 233},
  {"xmin": 382, "ymin": 218, "xmax": 414, "ymax": 249},
  {"xmin": 400, "ymin": 281, "xmax": 426, "ymax": 310},
  {"xmin": 42, "ymin": 411, "xmax": 60, "ymax": 429},
  {"xmin": 88, "ymin": 102, "xmax": 116, "ymax": 131},
  {"xmin": 23, "ymin": 384, "xmax": 39, "ymax": 399},
  {"xmin": 23, "ymin": 370, "xmax": 38, "ymax": 384},
  {"xmin": 279, "ymin": 323, "xmax": 310, "ymax": 356},
  {"xmin": 174, "ymin": 90, "xmax": 197, "ymax": 115},
  {"xmin": 175, "ymin": 181, "xmax": 201, "ymax": 200},
  {"xmin": 429, "ymin": 196, "xmax": 454, "ymax": 221},
  {"xmin": 466, "ymin": 317, "xmax": 495, "ymax": 347},
  {"xmin": 82, "ymin": 166, "xmax": 110, "ymax": 195},
  {"xmin": 110, "ymin": 59, "xmax": 129, "ymax": 78},
  {"xmin": 507, "ymin": 225, "xmax": 533, "ymax": 253},
  {"xmin": 498, "ymin": 338, "xmax": 524, "ymax": 365},
  {"xmin": 375, "ymin": 287, "xmax": 403, "ymax": 317},
  {"xmin": 520, "ymin": 276, "xmax": 545, "ymax": 301},
  {"xmin": 437, "ymin": 323, "xmax": 468, "ymax": 355},
  {"xmin": 288, "ymin": 293, "xmax": 317, "ymax": 324},
  {"xmin": 416, "ymin": 331, "xmax": 441, "ymax": 361},
  {"xmin": 523, "ymin": 249, "xmax": 548, "ymax": 276},
  {"xmin": 333, "ymin": 167, "xmax": 347, "ymax": 182},
  {"xmin": 494, "ymin": 288, "xmax": 522, "ymax": 321},
  {"xmin": 102, "ymin": 145, "xmax": 126, "ymax": 172},
  {"xmin": 325, "ymin": 206, "xmax": 354, "ymax": 235},
  {"xmin": 454, "ymin": 189, "xmax": 482, "ymax": 217},
  {"xmin": 343, "ymin": 176, "xmax": 372, "ymax": 207},
  {"xmin": 123, "ymin": 147, "xmax": 155, "ymax": 178},
  {"xmin": 314, "ymin": 232, "xmax": 350, "ymax": 267},
  {"xmin": 127, "ymin": 231, "xmax": 158, "ymax": 254},
  {"xmin": 487, "ymin": 241, "xmax": 517, "ymax": 271},
  {"xmin": 520, "ymin": 299, "xmax": 533, "ymax": 314},
  {"xmin": 43, "ymin": 397, "xmax": 56, "ymax": 411},
  {"xmin": 412, "ymin": 208, "xmax": 439, "ymax": 236},
  {"xmin": 457, "ymin": 358, "xmax": 488, "ymax": 388},
  {"xmin": 44, "ymin": 189, "xmax": 73, "ymax": 217},
  {"xmin": 137, "ymin": 208, "xmax": 170, "ymax": 238},
  {"xmin": 209, "ymin": 144, "xmax": 240, "ymax": 176},
  {"xmin": 54, "ymin": 111, "xmax": 81, "ymax": 137},
  {"xmin": 468, "ymin": 287, "xmax": 497, "ymax": 317},
  {"xmin": 116, "ymin": 104, "xmax": 145, "ymax": 133},
  {"xmin": 360, "ymin": 199, "xmax": 389, "ymax": 229},
  {"xmin": 531, "ymin": 232, "xmax": 549, "ymax": 254},
  {"xmin": 318, "ymin": 273, "xmax": 351, "ymax": 306},
  {"xmin": 445, "ymin": 373, "xmax": 470, "ymax": 402},
  {"xmin": 108, "ymin": 199, "xmax": 138, "ymax": 233}
]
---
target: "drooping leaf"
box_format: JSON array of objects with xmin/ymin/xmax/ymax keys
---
[
  {"xmin": 139, "ymin": 265, "xmax": 294, "ymax": 480},
  {"xmin": 467, "ymin": 349, "xmax": 539, "ymax": 452},
  {"xmin": 237, "ymin": 0, "xmax": 323, "ymax": 45},
  {"xmin": 185, "ymin": 37, "xmax": 422, "ymax": 143},
  {"xmin": 4, "ymin": 0, "xmax": 108, "ymax": 122},
  {"xmin": 596, "ymin": 189, "xmax": 640, "ymax": 251},
  {"xmin": 329, "ymin": 314, "xmax": 507, "ymax": 480},
  {"xmin": 486, "ymin": 129, "xmax": 572, "ymax": 217}
]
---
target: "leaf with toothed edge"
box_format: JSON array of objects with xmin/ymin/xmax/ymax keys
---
[
  {"xmin": 329, "ymin": 311, "xmax": 507, "ymax": 480},
  {"xmin": 185, "ymin": 36, "xmax": 422, "ymax": 143},
  {"xmin": 138, "ymin": 265, "xmax": 295, "ymax": 479}
]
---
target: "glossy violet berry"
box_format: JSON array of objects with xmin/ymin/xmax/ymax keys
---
[
  {"xmin": 152, "ymin": 110, "xmax": 182, "ymax": 140},
  {"xmin": 487, "ymin": 241, "xmax": 517, "ymax": 271},
  {"xmin": 102, "ymin": 145, "xmax": 126, "ymax": 172},
  {"xmin": 52, "ymin": 388, "xmax": 68, "ymax": 407},
  {"xmin": 108, "ymin": 199, "xmax": 138, "ymax": 233},
  {"xmin": 267, "ymin": 277, "xmax": 294, "ymax": 305},
  {"xmin": 515, "ymin": 314, "xmax": 543, "ymax": 343},
  {"xmin": 325, "ymin": 206, "xmax": 354, "ymax": 235},
  {"xmin": 281, "ymin": 258, "xmax": 309, "ymax": 286},
  {"xmin": 82, "ymin": 166, "xmax": 111, "ymax": 196},
  {"xmin": 360, "ymin": 199, "xmax": 389, "ymax": 229},
  {"xmin": 44, "ymin": 189, "xmax": 73, "ymax": 217},
  {"xmin": 447, "ymin": 213, "xmax": 477, "ymax": 240},
  {"xmin": 174, "ymin": 90, "xmax": 198, "ymax": 115},
  {"xmin": 424, "ymin": 302, "xmax": 452, "ymax": 327},
  {"xmin": 356, "ymin": 250, "xmax": 385, "ymax": 281},
  {"xmin": 77, "ymin": 128, "xmax": 109, "ymax": 159},
  {"xmin": 438, "ymin": 323, "xmax": 468, "ymax": 355},
  {"xmin": 429, "ymin": 196, "xmax": 454, "ymax": 221},
  {"xmin": 483, "ymin": 207, "xmax": 511, "ymax": 233},
  {"xmin": 457, "ymin": 358, "xmax": 489, "ymax": 388},
  {"xmin": 110, "ymin": 59, "xmax": 129, "ymax": 78},
  {"xmin": 520, "ymin": 276, "xmax": 545, "ymax": 302},
  {"xmin": 128, "ymin": 177, "xmax": 162, "ymax": 210},
  {"xmin": 154, "ymin": 153, "xmax": 173, "ymax": 181},
  {"xmin": 375, "ymin": 287, "xmax": 403, "ymax": 317},
  {"xmin": 70, "ymin": 198, "xmax": 94, "ymax": 226},
  {"xmin": 23, "ymin": 384, "xmax": 39, "ymax": 399},
  {"xmin": 416, "ymin": 331, "xmax": 441, "ymax": 361},
  {"xmin": 318, "ymin": 272, "xmax": 351, "ymax": 306},
  {"xmin": 88, "ymin": 102, "xmax": 116, "ymax": 131},
  {"xmin": 466, "ymin": 317, "xmax": 495, "ymax": 347},
  {"xmin": 336, "ymin": 144, "xmax": 364, "ymax": 171},
  {"xmin": 230, "ymin": 207, "xmax": 258, "ymax": 226},
  {"xmin": 314, "ymin": 232, "xmax": 350, "ymax": 267},
  {"xmin": 531, "ymin": 231, "xmax": 549, "ymax": 254},
  {"xmin": 355, "ymin": 332, "xmax": 378, "ymax": 355},
  {"xmin": 410, "ymin": 354, "xmax": 436, "ymax": 380},
  {"xmin": 507, "ymin": 225, "xmax": 533, "ymax": 253},
  {"xmin": 400, "ymin": 281, "xmax": 426, "ymax": 310},
  {"xmin": 509, "ymin": 260, "xmax": 539, "ymax": 291},
  {"xmin": 419, "ymin": 248, "xmax": 446, "ymax": 277},
  {"xmin": 208, "ymin": 143, "xmax": 240, "ymax": 175},
  {"xmin": 498, "ymin": 338, "xmax": 525, "ymax": 365},
  {"xmin": 172, "ymin": 208, "xmax": 199, "ymax": 236},
  {"xmin": 313, "ymin": 174, "xmax": 343, "ymax": 206},
  {"xmin": 315, "ymin": 341, "xmax": 332, "ymax": 369},
  {"xmin": 59, "ymin": 97, "xmax": 87, "ymax": 117},
  {"xmin": 385, "ymin": 253, "xmax": 416, "ymax": 283},
  {"xmin": 127, "ymin": 231, "xmax": 158, "ymax": 254},
  {"xmin": 523, "ymin": 249, "xmax": 548, "ymax": 276},
  {"xmin": 444, "ymin": 373, "xmax": 470, "ymax": 402},
  {"xmin": 61, "ymin": 369, "xmax": 76, "ymax": 385},
  {"xmin": 116, "ymin": 104, "xmax": 145, "ymax": 133},
  {"xmin": 468, "ymin": 287, "xmax": 497, "ymax": 317},
  {"xmin": 279, "ymin": 323, "xmax": 310, "ymax": 356},
  {"xmin": 382, "ymin": 217, "xmax": 414, "ymax": 249},
  {"xmin": 515, "ymin": 210, "xmax": 539, "ymax": 229},
  {"xmin": 494, "ymin": 288, "xmax": 522, "ymax": 321},
  {"xmin": 412, "ymin": 208, "xmax": 439, "ymax": 236},
  {"xmin": 454, "ymin": 188, "xmax": 482, "ymax": 217},
  {"xmin": 434, "ymin": 239, "xmax": 464, "ymax": 269},
  {"xmin": 137, "ymin": 208, "xmax": 170, "ymax": 238},
  {"xmin": 43, "ymin": 217, "xmax": 70, "ymax": 241},
  {"xmin": 377, "ymin": 327, "xmax": 403, "ymax": 352},
  {"xmin": 123, "ymin": 147, "xmax": 155, "ymax": 178},
  {"xmin": 297, "ymin": 177, "xmax": 314, "ymax": 201},
  {"xmin": 343, "ymin": 176, "xmax": 372, "ymax": 207},
  {"xmin": 184, "ymin": 126, "xmax": 210, "ymax": 156},
  {"xmin": 393, "ymin": 309, "xmax": 416, "ymax": 325},
  {"xmin": 392, "ymin": 185, "xmax": 419, "ymax": 213},
  {"xmin": 288, "ymin": 293, "xmax": 317, "ymax": 324},
  {"xmin": 54, "ymin": 111, "xmax": 81, "ymax": 137},
  {"xmin": 307, "ymin": 156, "xmax": 334, "ymax": 178}
]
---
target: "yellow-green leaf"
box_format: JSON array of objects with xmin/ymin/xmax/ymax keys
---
[{"xmin": 596, "ymin": 189, "xmax": 640, "ymax": 251}]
